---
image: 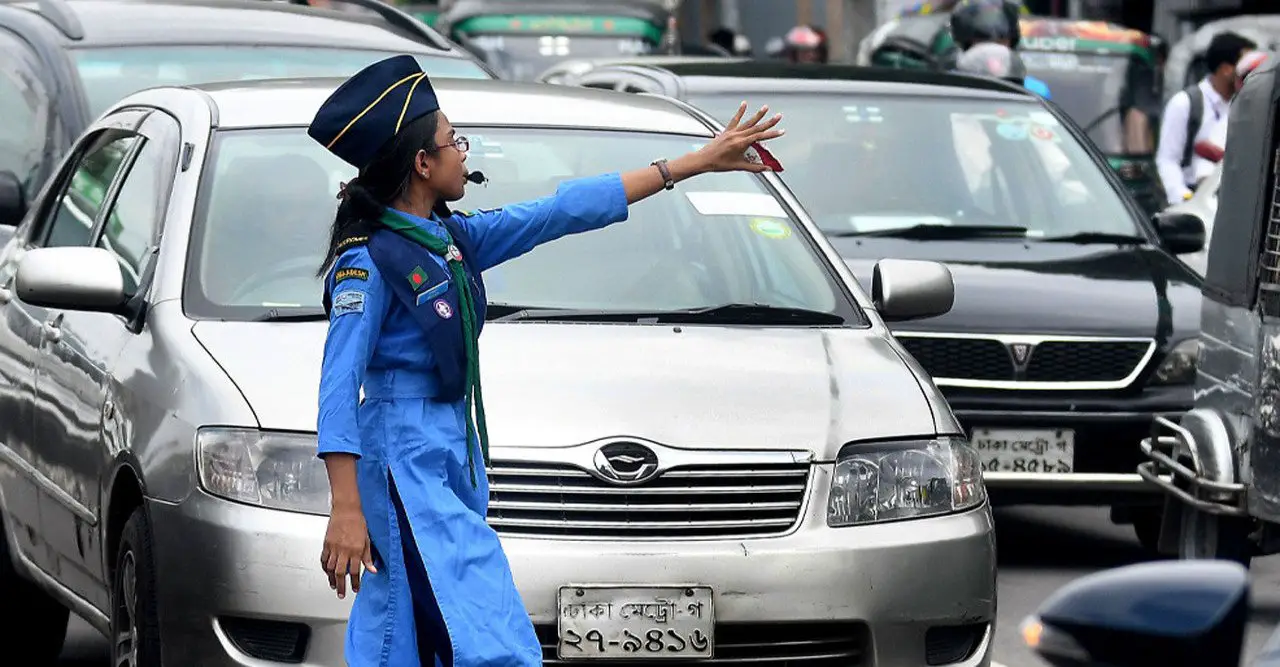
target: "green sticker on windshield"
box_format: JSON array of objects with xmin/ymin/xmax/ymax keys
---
[{"xmin": 750, "ymin": 218, "xmax": 792, "ymax": 240}]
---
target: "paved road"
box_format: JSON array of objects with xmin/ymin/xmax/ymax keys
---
[{"xmin": 57, "ymin": 506, "xmax": 1280, "ymax": 666}]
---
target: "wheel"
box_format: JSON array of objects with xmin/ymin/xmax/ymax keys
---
[
  {"xmin": 111, "ymin": 507, "xmax": 162, "ymax": 667},
  {"xmin": 1178, "ymin": 501, "xmax": 1254, "ymax": 566},
  {"xmin": 0, "ymin": 519, "xmax": 70, "ymax": 664}
]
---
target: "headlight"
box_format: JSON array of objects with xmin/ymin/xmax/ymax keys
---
[
  {"xmin": 197, "ymin": 427, "xmax": 330, "ymax": 515},
  {"xmin": 1151, "ymin": 339, "xmax": 1200, "ymax": 386},
  {"xmin": 827, "ymin": 436, "xmax": 987, "ymax": 527}
]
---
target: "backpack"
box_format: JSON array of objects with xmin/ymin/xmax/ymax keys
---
[{"xmin": 1181, "ymin": 82, "xmax": 1203, "ymax": 168}]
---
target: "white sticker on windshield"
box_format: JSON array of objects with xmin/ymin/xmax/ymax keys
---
[
  {"xmin": 685, "ymin": 191, "xmax": 787, "ymax": 218},
  {"xmin": 850, "ymin": 215, "xmax": 952, "ymax": 233}
]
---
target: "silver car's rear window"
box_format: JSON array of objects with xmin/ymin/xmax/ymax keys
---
[{"xmin": 182, "ymin": 126, "xmax": 865, "ymax": 325}]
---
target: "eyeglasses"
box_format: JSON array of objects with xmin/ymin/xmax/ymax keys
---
[{"xmin": 444, "ymin": 136, "xmax": 469, "ymax": 153}]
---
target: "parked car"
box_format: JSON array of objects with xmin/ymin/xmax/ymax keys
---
[
  {"xmin": 538, "ymin": 54, "xmax": 746, "ymax": 86},
  {"xmin": 553, "ymin": 60, "xmax": 1209, "ymax": 549},
  {"xmin": 0, "ymin": 0, "xmax": 493, "ymax": 219},
  {"xmin": 0, "ymin": 76, "xmax": 996, "ymax": 665}
]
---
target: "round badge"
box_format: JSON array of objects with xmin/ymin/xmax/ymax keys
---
[
  {"xmin": 447, "ymin": 245, "xmax": 462, "ymax": 261},
  {"xmin": 750, "ymin": 218, "xmax": 793, "ymax": 240},
  {"xmin": 1032, "ymin": 126, "xmax": 1055, "ymax": 141},
  {"xmin": 996, "ymin": 123, "xmax": 1028, "ymax": 141},
  {"xmin": 433, "ymin": 299, "xmax": 454, "ymax": 319}
]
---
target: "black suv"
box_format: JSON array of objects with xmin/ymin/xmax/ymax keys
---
[
  {"xmin": 0, "ymin": 0, "xmax": 492, "ymax": 230},
  {"xmin": 550, "ymin": 61, "xmax": 1209, "ymax": 549}
]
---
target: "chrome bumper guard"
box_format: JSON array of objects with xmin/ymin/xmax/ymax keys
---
[{"xmin": 1137, "ymin": 415, "xmax": 1248, "ymax": 517}]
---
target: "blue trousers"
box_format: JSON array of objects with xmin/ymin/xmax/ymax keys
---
[{"xmin": 390, "ymin": 475, "xmax": 454, "ymax": 667}]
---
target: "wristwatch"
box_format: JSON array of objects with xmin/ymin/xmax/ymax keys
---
[{"xmin": 651, "ymin": 158, "xmax": 674, "ymax": 191}]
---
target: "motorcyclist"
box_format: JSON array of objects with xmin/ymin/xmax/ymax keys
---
[
  {"xmin": 949, "ymin": 0, "xmax": 1051, "ymax": 98},
  {"xmin": 781, "ymin": 24, "xmax": 829, "ymax": 64}
]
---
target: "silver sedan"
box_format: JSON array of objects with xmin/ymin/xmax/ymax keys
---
[{"xmin": 0, "ymin": 77, "xmax": 996, "ymax": 666}]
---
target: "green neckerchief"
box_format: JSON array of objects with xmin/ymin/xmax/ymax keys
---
[{"xmin": 378, "ymin": 210, "xmax": 489, "ymax": 488}]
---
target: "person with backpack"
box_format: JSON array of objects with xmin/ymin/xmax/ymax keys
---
[{"xmin": 1155, "ymin": 31, "xmax": 1256, "ymax": 205}]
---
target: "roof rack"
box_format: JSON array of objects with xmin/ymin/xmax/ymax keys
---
[
  {"xmin": 20, "ymin": 0, "xmax": 84, "ymax": 40},
  {"xmin": 284, "ymin": 0, "xmax": 453, "ymax": 51}
]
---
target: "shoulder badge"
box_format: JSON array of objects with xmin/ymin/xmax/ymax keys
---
[
  {"xmin": 334, "ymin": 267, "xmax": 369, "ymax": 284},
  {"xmin": 336, "ymin": 235, "xmax": 370, "ymax": 253},
  {"xmin": 454, "ymin": 209, "xmax": 475, "ymax": 218}
]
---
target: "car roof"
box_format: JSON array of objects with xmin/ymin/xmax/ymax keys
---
[
  {"xmin": 7, "ymin": 0, "xmax": 463, "ymax": 53},
  {"xmin": 189, "ymin": 76, "xmax": 714, "ymax": 135},
  {"xmin": 604, "ymin": 61, "xmax": 1037, "ymax": 100}
]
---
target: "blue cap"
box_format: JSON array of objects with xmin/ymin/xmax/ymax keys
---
[{"xmin": 308, "ymin": 55, "xmax": 440, "ymax": 170}]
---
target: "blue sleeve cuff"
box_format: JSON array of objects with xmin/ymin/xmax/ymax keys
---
[{"xmin": 317, "ymin": 441, "xmax": 362, "ymax": 459}]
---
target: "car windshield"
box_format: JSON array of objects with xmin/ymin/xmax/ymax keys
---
[
  {"xmin": 685, "ymin": 92, "xmax": 1140, "ymax": 240},
  {"xmin": 1021, "ymin": 51, "xmax": 1157, "ymax": 155},
  {"xmin": 460, "ymin": 33, "xmax": 656, "ymax": 81},
  {"xmin": 71, "ymin": 46, "xmax": 491, "ymax": 117},
  {"xmin": 184, "ymin": 127, "xmax": 862, "ymax": 325}
]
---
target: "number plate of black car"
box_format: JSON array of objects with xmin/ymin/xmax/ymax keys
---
[{"xmin": 556, "ymin": 585, "xmax": 715, "ymax": 660}]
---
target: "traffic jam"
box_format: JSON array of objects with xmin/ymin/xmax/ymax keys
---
[{"xmin": 0, "ymin": 0, "xmax": 1277, "ymax": 665}]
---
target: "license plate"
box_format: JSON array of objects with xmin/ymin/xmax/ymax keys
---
[
  {"xmin": 971, "ymin": 428, "xmax": 1074, "ymax": 473},
  {"xmin": 557, "ymin": 586, "xmax": 715, "ymax": 660}
]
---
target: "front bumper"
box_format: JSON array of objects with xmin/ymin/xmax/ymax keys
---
[
  {"xmin": 944, "ymin": 386, "xmax": 1189, "ymax": 504},
  {"xmin": 149, "ymin": 475, "xmax": 997, "ymax": 667}
]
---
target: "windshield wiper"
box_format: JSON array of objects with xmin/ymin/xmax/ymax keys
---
[
  {"xmin": 1037, "ymin": 232, "xmax": 1147, "ymax": 245},
  {"xmin": 827, "ymin": 224, "xmax": 1029, "ymax": 239},
  {"xmin": 495, "ymin": 303, "xmax": 845, "ymax": 325},
  {"xmin": 251, "ymin": 308, "xmax": 327, "ymax": 322}
]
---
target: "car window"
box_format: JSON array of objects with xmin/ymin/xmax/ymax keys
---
[
  {"xmin": 183, "ymin": 126, "xmax": 864, "ymax": 325},
  {"xmin": 686, "ymin": 92, "xmax": 1139, "ymax": 239},
  {"xmin": 39, "ymin": 133, "xmax": 139, "ymax": 249},
  {"xmin": 0, "ymin": 30, "xmax": 50, "ymax": 194},
  {"xmin": 96, "ymin": 129, "xmax": 171, "ymax": 295},
  {"xmin": 70, "ymin": 46, "xmax": 490, "ymax": 117},
  {"xmin": 460, "ymin": 32, "xmax": 656, "ymax": 81}
]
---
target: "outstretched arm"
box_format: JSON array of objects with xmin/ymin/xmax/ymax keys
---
[{"xmin": 459, "ymin": 102, "xmax": 785, "ymax": 271}]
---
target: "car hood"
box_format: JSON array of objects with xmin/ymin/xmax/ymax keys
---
[
  {"xmin": 835, "ymin": 238, "xmax": 1203, "ymax": 339},
  {"xmin": 190, "ymin": 321, "xmax": 937, "ymax": 460}
]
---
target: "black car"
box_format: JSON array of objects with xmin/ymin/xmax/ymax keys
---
[
  {"xmin": 552, "ymin": 61, "xmax": 1208, "ymax": 548},
  {"xmin": 0, "ymin": 0, "xmax": 492, "ymax": 228}
]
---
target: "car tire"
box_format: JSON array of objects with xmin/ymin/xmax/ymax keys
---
[
  {"xmin": 111, "ymin": 507, "xmax": 162, "ymax": 667},
  {"xmin": 1178, "ymin": 501, "xmax": 1253, "ymax": 566},
  {"xmin": 0, "ymin": 522, "xmax": 70, "ymax": 664}
]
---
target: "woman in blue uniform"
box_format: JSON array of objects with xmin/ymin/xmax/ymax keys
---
[{"xmin": 308, "ymin": 55, "xmax": 784, "ymax": 667}]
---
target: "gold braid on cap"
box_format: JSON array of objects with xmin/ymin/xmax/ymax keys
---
[{"xmin": 326, "ymin": 72, "xmax": 425, "ymax": 150}]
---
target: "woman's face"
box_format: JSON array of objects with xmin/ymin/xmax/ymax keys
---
[{"xmin": 423, "ymin": 112, "xmax": 468, "ymax": 201}]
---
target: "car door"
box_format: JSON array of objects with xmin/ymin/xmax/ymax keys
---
[
  {"xmin": 33, "ymin": 109, "xmax": 176, "ymax": 608},
  {"xmin": 15, "ymin": 109, "xmax": 148, "ymax": 589}
]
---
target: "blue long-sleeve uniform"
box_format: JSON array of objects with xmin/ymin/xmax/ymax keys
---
[{"xmin": 316, "ymin": 173, "xmax": 629, "ymax": 666}]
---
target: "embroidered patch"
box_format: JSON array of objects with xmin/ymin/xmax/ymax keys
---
[
  {"xmin": 337, "ymin": 235, "xmax": 369, "ymax": 252},
  {"xmin": 407, "ymin": 265, "xmax": 430, "ymax": 291},
  {"xmin": 332, "ymin": 290, "xmax": 366, "ymax": 316},
  {"xmin": 433, "ymin": 299, "xmax": 454, "ymax": 319},
  {"xmin": 334, "ymin": 267, "xmax": 369, "ymax": 284},
  {"xmin": 416, "ymin": 280, "xmax": 449, "ymax": 305}
]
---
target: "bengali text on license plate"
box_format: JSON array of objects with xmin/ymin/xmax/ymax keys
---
[
  {"xmin": 972, "ymin": 428, "xmax": 1074, "ymax": 473},
  {"xmin": 557, "ymin": 586, "xmax": 714, "ymax": 660}
]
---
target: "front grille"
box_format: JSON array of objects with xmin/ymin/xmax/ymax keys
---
[
  {"xmin": 536, "ymin": 622, "xmax": 869, "ymax": 665},
  {"xmin": 897, "ymin": 335, "xmax": 1153, "ymax": 387},
  {"xmin": 487, "ymin": 461, "xmax": 810, "ymax": 539}
]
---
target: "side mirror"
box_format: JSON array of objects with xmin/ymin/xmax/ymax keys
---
[
  {"xmin": 0, "ymin": 170, "xmax": 26, "ymax": 227},
  {"xmin": 16, "ymin": 247, "xmax": 128, "ymax": 313},
  {"xmin": 1153, "ymin": 209, "xmax": 1206, "ymax": 255},
  {"xmin": 871, "ymin": 258, "xmax": 954, "ymax": 322},
  {"xmin": 1021, "ymin": 560, "xmax": 1249, "ymax": 667}
]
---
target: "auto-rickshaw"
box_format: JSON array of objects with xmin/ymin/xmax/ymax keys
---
[
  {"xmin": 434, "ymin": 0, "xmax": 677, "ymax": 81},
  {"xmin": 1137, "ymin": 52, "xmax": 1280, "ymax": 565},
  {"xmin": 858, "ymin": 12, "xmax": 1167, "ymax": 217}
]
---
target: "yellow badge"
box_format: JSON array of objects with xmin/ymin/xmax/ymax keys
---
[{"xmin": 749, "ymin": 218, "xmax": 793, "ymax": 240}]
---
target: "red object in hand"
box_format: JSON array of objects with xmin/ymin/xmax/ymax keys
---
[
  {"xmin": 744, "ymin": 143, "xmax": 784, "ymax": 172},
  {"xmin": 1194, "ymin": 140, "xmax": 1225, "ymax": 163}
]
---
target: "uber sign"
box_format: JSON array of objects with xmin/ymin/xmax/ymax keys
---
[{"xmin": 1022, "ymin": 36, "xmax": 1079, "ymax": 52}]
